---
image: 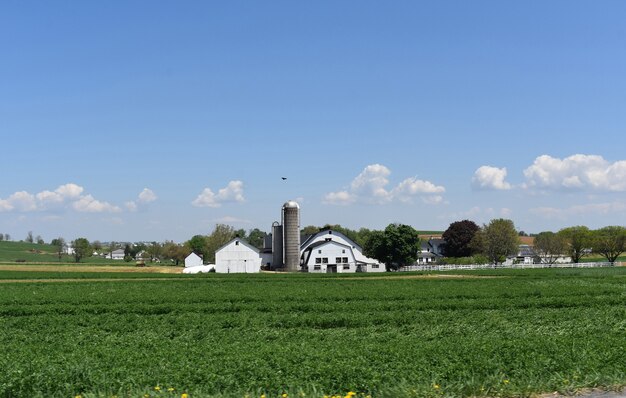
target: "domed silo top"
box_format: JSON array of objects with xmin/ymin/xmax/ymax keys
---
[{"xmin": 283, "ymin": 200, "xmax": 300, "ymax": 209}]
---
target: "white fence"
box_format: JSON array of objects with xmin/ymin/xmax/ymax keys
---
[{"xmin": 399, "ymin": 262, "xmax": 620, "ymax": 272}]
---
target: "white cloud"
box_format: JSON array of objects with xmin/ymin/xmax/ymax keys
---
[
  {"xmin": 72, "ymin": 195, "xmax": 121, "ymax": 213},
  {"xmin": 523, "ymin": 154, "xmax": 626, "ymax": 192},
  {"xmin": 138, "ymin": 188, "xmax": 157, "ymax": 204},
  {"xmin": 323, "ymin": 191, "xmax": 355, "ymax": 206},
  {"xmin": 324, "ymin": 164, "xmax": 445, "ymax": 205},
  {"xmin": 126, "ymin": 188, "xmax": 157, "ymax": 211},
  {"xmin": 472, "ymin": 166, "xmax": 512, "ymax": 191},
  {"xmin": 192, "ymin": 180, "xmax": 245, "ymax": 208},
  {"xmin": 0, "ymin": 191, "xmax": 37, "ymax": 212}
]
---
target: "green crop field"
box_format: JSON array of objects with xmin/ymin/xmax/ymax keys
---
[{"xmin": 0, "ymin": 268, "xmax": 625, "ymax": 398}]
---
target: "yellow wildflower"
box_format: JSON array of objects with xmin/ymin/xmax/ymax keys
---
[
  {"xmin": 260, "ymin": 395, "xmax": 266, "ymax": 398},
  {"xmin": 155, "ymin": 385, "xmax": 161, "ymax": 391},
  {"xmin": 433, "ymin": 384, "xmax": 440, "ymax": 389},
  {"xmin": 503, "ymin": 379, "xmax": 510, "ymax": 384},
  {"xmin": 282, "ymin": 394, "xmax": 288, "ymax": 398},
  {"xmin": 181, "ymin": 394, "xmax": 189, "ymax": 398},
  {"xmin": 168, "ymin": 387, "xmax": 175, "ymax": 392}
]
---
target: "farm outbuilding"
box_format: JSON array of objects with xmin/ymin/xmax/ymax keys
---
[
  {"xmin": 184, "ymin": 252, "xmax": 203, "ymax": 268},
  {"xmin": 214, "ymin": 238, "xmax": 262, "ymax": 273},
  {"xmin": 300, "ymin": 230, "xmax": 383, "ymax": 273}
]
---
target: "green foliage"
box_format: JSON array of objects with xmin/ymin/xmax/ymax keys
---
[
  {"xmin": 71, "ymin": 238, "xmax": 92, "ymax": 263},
  {"xmin": 481, "ymin": 219, "xmax": 519, "ymax": 264},
  {"xmin": 441, "ymin": 220, "xmax": 480, "ymax": 257},
  {"xmin": 558, "ymin": 226, "xmax": 591, "ymax": 263},
  {"xmin": 364, "ymin": 224, "xmax": 420, "ymax": 270},
  {"xmin": 534, "ymin": 231, "xmax": 567, "ymax": 265},
  {"xmin": 0, "ymin": 268, "xmax": 625, "ymax": 397},
  {"xmin": 591, "ymin": 226, "xmax": 626, "ymax": 263}
]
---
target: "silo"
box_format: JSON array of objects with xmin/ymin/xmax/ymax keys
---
[
  {"xmin": 271, "ymin": 221, "xmax": 283, "ymax": 270},
  {"xmin": 282, "ymin": 200, "xmax": 301, "ymax": 272}
]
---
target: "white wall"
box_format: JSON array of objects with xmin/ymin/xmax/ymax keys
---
[
  {"xmin": 301, "ymin": 231, "xmax": 382, "ymax": 269},
  {"xmin": 305, "ymin": 241, "xmax": 357, "ymax": 273},
  {"xmin": 185, "ymin": 253, "xmax": 203, "ymax": 267},
  {"xmin": 215, "ymin": 239, "xmax": 261, "ymax": 273}
]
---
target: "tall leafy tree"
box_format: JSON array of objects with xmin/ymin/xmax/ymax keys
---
[
  {"xmin": 246, "ymin": 228, "xmax": 267, "ymax": 249},
  {"xmin": 533, "ymin": 231, "xmax": 566, "ymax": 265},
  {"xmin": 205, "ymin": 224, "xmax": 237, "ymax": 263},
  {"xmin": 442, "ymin": 220, "xmax": 480, "ymax": 257},
  {"xmin": 187, "ymin": 235, "xmax": 208, "ymax": 257},
  {"xmin": 557, "ymin": 226, "xmax": 591, "ymax": 263},
  {"xmin": 162, "ymin": 241, "xmax": 187, "ymax": 265},
  {"xmin": 25, "ymin": 231, "xmax": 34, "ymax": 243},
  {"xmin": 51, "ymin": 237, "xmax": 66, "ymax": 261},
  {"xmin": 363, "ymin": 224, "xmax": 420, "ymax": 271},
  {"xmin": 591, "ymin": 226, "xmax": 626, "ymax": 263},
  {"xmin": 481, "ymin": 219, "xmax": 519, "ymax": 264},
  {"xmin": 71, "ymin": 238, "xmax": 92, "ymax": 263}
]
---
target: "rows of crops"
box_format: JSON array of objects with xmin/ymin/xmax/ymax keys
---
[{"xmin": 0, "ymin": 268, "xmax": 625, "ymax": 397}]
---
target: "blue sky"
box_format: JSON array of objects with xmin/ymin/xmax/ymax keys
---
[{"xmin": 2, "ymin": 1, "xmax": 626, "ymax": 243}]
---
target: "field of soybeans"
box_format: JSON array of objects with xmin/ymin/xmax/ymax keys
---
[{"xmin": 0, "ymin": 267, "xmax": 625, "ymax": 398}]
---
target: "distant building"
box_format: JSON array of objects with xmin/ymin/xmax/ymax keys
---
[
  {"xmin": 110, "ymin": 249, "xmax": 125, "ymax": 260},
  {"xmin": 215, "ymin": 238, "xmax": 262, "ymax": 273},
  {"xmin": 300, "ymin": 230, "xmax": 383, "ymax": 273},
  {"xmin": 184, "ymin": 252, "xmax": 203, "ymax": 268}
]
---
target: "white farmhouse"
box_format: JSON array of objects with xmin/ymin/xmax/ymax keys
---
[
  {"xmin": 215, "ymin": 238, "xmax": 262, "ymax": 273},
  {"xmin": 300, "ymin": 230, "xmax": 383, "ymax": 273},
  {"xmin": 184, "ymin": 252, "xmax": 203, "ymax": 268},
  {"xmin": 110, "ymin": 249, "xmax": 125, "ymax": 260}
]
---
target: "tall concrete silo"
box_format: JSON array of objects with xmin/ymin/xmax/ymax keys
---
[
  {"xmin": 282, "ymin": 200, "xmax": 301, "ymax": 272},
  {"xmin": 271, "ymin": 221, "xmax": 283, "ymax": 270}
]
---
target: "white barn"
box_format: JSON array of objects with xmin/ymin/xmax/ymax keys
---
[
  {"xmin": 215, "ymin": 238, "xmax": 262, "ymax": 273},
  {"xmin": 300, "ymin": 230, "xmax": 383, "ymax": 273},
  {"xmin": 184, "ymin": 252, "xmax": 203, "ymax": 267}
]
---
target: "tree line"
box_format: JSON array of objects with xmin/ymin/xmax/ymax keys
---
[{"xmin": 4, "ymin": 220, "xmax": 625, "ymax": 267}]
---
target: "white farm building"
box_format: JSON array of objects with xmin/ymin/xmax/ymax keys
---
[
  {"xmin": 300, "ymin": 230, "xmax": 383, "ymax": 273},
  {"xmin": 214, "ymin": 238, "xmax": 262, "ymax": 273}
]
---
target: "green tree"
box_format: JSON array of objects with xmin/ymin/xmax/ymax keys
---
[
  {"xmin": 187, "ymin": 235, "xmax": 208, "ymax": 257},
  {"xmin": 481, "ymin": 219, "xmax": 518, "ymax": 264},
  {"xmin": 205, "ymin": 224, "xmax": 236, "ymax": 263},
  {"xmin": 146, "ymin": 241, "xmax": 163, "ymax": 262},
  {"xmin": 51, "ymin": 237, "xmax": 66, "ymax": 261},
  {"xmin": 35, "ymin": 235, "xmax": 44, "ymax": 245},
  {"xmin": 71, "ymin": 238, "xmax": 92, "ymax": 263},
  {"xmin": 533, "ymin": 231, "xmax": 566, "ymax": 265},
  {"xmin": 442, "ymin": 220, "xmax": 480, "ymax": 257},
  {"xmin": 301, "ymin": 225, "xmax": 321, "ymax": 236},
  {"xmin": 162, "ymin": 241, "xmax": 187, "ymax": 265},
  {"xmin": 363, "ymin": 224, "xmax": 420, "ymax": 271},
  {"xmin": 591, "ymin": 226, "xmax": 626, "ymax": 263},
  {"xmin": 0, "ymin": 233, "xmax": 3, "ymax": 241},
  {"xmin": 26, "ymin": 231, "xmax": 34, "ymax": 243},
  {"xmin": 558, "ymin": 226, "xmax": 591, "ymax": 263},
  {"xmin": 246, "ymin": 228, "xmax": 266, "ymax": 249}
]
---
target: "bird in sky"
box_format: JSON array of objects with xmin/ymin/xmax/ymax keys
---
[{"xmin": 281, "ymin": 177, "xmax": 287, "ymax": 180}]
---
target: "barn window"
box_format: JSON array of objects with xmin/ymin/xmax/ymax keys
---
[
  {"xmin": 343, "ymin": 264, "xmax": 350, "ymax": 270},
  {"xmin": 314, "ymin": 265, "xmax": 321, "ymax": 270},
  {"xmin": 372, "ymin": 264, "xmax": 379, "ymax": 269},
  {"xmin": 336, "ymin": 257, "xmax": 342, "ymax": 264},
  {"xmin": 318, "ymin": 250, "xmax": 322, "ymax": 254},
  {"xmin": 342, "ymin": 249, "xmax": 345, "ymax": 254},
  {"xmin": 315, "ymin": 258, "xmax": 321, "ymax": 264},
  {"xmin": 322, "ymin": 258, "xmax": 328, "ymax": 263},
  {"xmin": 235, "ymin": 241, "xmax": 239, "ymax": 246},
  {"xmin": 343, "ymin": 257, "xmax": 348, "ymax": 263}
]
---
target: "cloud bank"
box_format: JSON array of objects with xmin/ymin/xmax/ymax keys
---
[
  {"xmin": 324, "ymin": 164, "xmax": 445, "ymax": 205},
  {"xmin": 471, "ymin": 166, "xmax": 512, "ymax": 191},
  {"xmin": 0, "ymin": 183, "xmax": 123, "ymax": 213},
  {"xmin": 192, "ymin": 181, "xmax": 245, "ymax": 208}
]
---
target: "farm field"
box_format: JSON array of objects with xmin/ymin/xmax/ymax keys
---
[{"xmin": 0, "ymin": 268, "xmax": 625, "ymax": 398}]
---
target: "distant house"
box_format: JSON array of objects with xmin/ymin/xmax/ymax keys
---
[
  {"xmin": 416, "ymin": 237, "xmax": 445, "ymax": 264},
  {"xmin": 215, "ymin": 238, "xmax": 262, "ymax": 273},
  {"xmin": 184, "ymin": 252, "xmax": 203, "ymax": 268},
  {"xmin": 110, "ymin": 249, "xmax": 125, "ymax": 260}
]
